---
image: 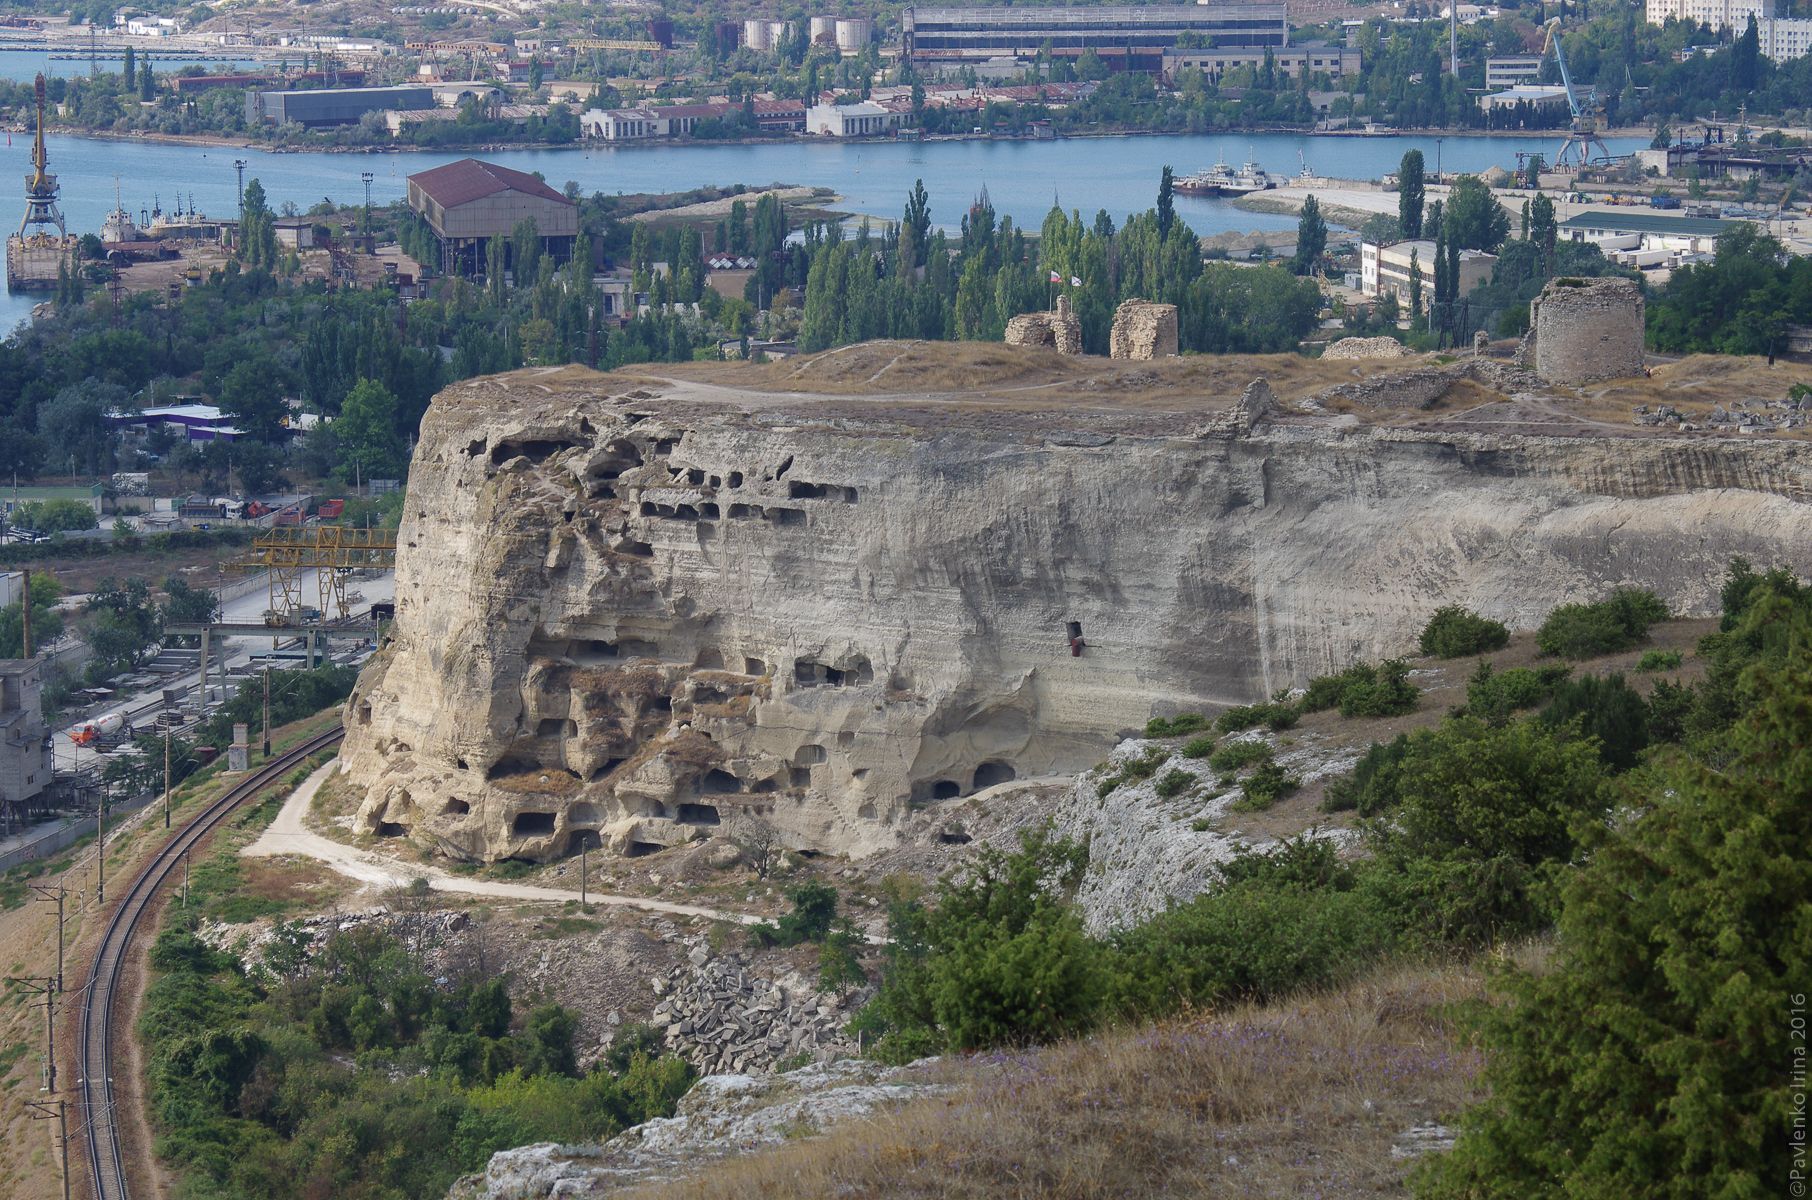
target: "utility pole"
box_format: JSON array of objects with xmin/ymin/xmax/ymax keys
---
[
  {"xmin": 163, "ymin": 725, "xmax": 172, "ymax": 829},
  {"xmin": 24, "ymin": 1098, "xmax": 70, "ymax": 1200},
  {"xmin": 262, "ymin": 666, "xmax": 272, "ymax": 758},
  {"xmin": 7, "ymin": 977, "xmax": 56, "ymax": 1093},
  {"xmin": 360, "ymin": 171, "xmax": 374, "ymax": 240},
  {"xmin": 234, "ymin": 158, "xmax": 247, "ymax": 226},
  {"xmin": 19, "ymin": 565, "xmax": 29, "ymax": 658},
  {"xmin": 580, "ymin": 839, "xmax": 587, "ymax": 909},
  {"xmin": 27, "ymin": 884, "xmax": 66, "ymax": 992},
  {"xmin": 96, "ymin": 795, "xmax": 105, "ymax": 906}
]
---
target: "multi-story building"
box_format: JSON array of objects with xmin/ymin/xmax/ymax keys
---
[
  {"xmin": 1484, "ymin": 55, "xmax": 1544, "ymax": 87},
  {"xmin": 1361, "ymin": 239, "xmax": 1497, "ymax": 311},
  {"xmin": 903, "ymin": 3, "xmax": 1289, "ymax": 71},
  {"xmin": 1759, "ymin": 16, "xmax": 1812, "ymax": 60},
  {"xmin": 0, "ymin": 659, "xmax": 52, "ymax": 836},
  {"xmin": 1645, "ymin": 0, "xmax": 1772, "ymax": 30}
]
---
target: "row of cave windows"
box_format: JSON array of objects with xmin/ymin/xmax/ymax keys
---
[
  {"xmin": 525, "ymin": 636, "xmax": 878, "ymax": 691},
  {"xmin": 390, "ymin": 758, "xmax": 1020, "ymax": 842}
]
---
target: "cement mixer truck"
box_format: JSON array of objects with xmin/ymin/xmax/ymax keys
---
[{"xmin": 70, "ymin": 711, "xmax": 130, "ymax": 747}]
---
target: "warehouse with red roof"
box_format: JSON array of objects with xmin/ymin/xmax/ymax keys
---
[{"xmin": 405, "ymin": 157, "xmax": 579, "ymax": 277}]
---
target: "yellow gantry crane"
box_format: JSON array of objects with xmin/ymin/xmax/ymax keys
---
[{"xmin": 231, "ymin": 525, "xmax": 398, "ymax": 622}]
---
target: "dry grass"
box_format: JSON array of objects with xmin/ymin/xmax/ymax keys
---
[{"xmin": 619, "ymin": 960, "xmax": 1488, "ymax": 1200}]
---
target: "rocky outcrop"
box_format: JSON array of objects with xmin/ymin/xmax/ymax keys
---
[
  {"xmin": 340, "ymin": 355, "xmax": 1812, "ymax": 863},
  {"xmin": 1005, "ymin": 293, "xmax": 1083, "ymax": 354},
  {"xmin": 449, "ymin": 1058, "xmax": 947, "ymax": 1199},
  {"xmin": 1109, "ymin": 299, "xmax": 1178, "ymax": 360},
  {"xmin": 1529, "ymin": 276, "xmax": 1646, "ymax": 385},
  {"xmin": 1052, "ymin": 732, "xmax": 1359, "ymax": 934},
  {"xmin": 1323, "ymin": 336, "xmax": 1411, "ymax": 361},
  {"xmin": 651, "ymin": 949, "xmax": 859, "ymax": 1074}
]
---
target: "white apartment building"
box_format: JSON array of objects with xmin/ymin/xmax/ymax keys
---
[
  {"xmin": 581, "ymin": 108, "xmax": 670, "ymax": 140},
  {"xmin": 1361, "ymin": 240, "xmax": 1497, "ymax": 311},
  {"xmin": 1645, "ymin": 0, "xmax": 1774, "ymax": 29},
  {"xmin": 1484, "ymin": 55, "xmax": 1543, "ymax": 87},
  {"xmin": 1760, "ymin": 16, "xmax": 1812, "ymax": 59}
]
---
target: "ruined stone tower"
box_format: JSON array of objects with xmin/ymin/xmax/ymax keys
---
[{"xmin": 1528, "ymin": 276, "xmax": 1645, "ymax": 386}]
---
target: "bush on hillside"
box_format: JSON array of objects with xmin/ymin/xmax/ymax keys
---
[
  {"xmin": 1301, "ymin": 660, "xmax": 1419, "ymax": 719},
  {"xmin": 1539, "ymin": 672, "xmax": 1650, "ymax": 771},
  {"xmin": 1417, "ymin": 629, "xmax": 1812, "ymax": 1199},
  {"xmin": 1364, "ymin": 717, "xmax": 1610, "ymax": 945},
  {"xmin": 1418, "ymin": 606, "xmax": 1510, "ymax": 658},
  {"xmin": 1322, "ymin": 733, "xmax": 1411, "ymax": 815},
  {"xmin": 1465, "ymin": 660, "xmax": 1571, "ymax": 726},
  {"xmin": 1535, "ymin": 588, "xmax": 1668, "ymax": 659},
  {"xmin": 1144, "ymin": 712, "xmax": 1211, "ymax": 738}
]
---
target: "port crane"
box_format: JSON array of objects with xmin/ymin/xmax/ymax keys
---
[{"xmin": 1542, "ymin": 17, "xmax": 1611, "ymax": 169}]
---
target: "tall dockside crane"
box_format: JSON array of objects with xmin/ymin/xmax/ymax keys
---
[{"xmin": 1543, "ymin": 17, "xmax": 1611, "ymax": 168}]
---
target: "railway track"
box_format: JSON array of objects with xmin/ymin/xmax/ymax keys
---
[{"xmin": 78, "ymin": 726, "xmax": 344, "ymax": 1200}]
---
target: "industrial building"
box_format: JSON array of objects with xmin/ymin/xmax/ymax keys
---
[
  {"xmin": 806, "ymin": 100, "xmax": 906, "ymax": 137},
  {"xmin": 1558, "ymin": 210, "xmax": 1733, "ymax": 259},
  {"xmin": 903, "ymin": 2, "xmax": 1289, "ymax": 70},
  {"xmin": 1484, "ymin": 55, "xmax": 1544, "ymax": 87},
  {"xmin": 1361, "ymin": 239, "xmax": 1497, "ymax": 312},
  {"xmin": 0, "ymin": 659, "xmax": 52, "ymax": 836},
  {"xmin": 1160, "ymin": 45, "xmax": 1359, "ymax": 82},
  {"xmin": 1478, "ymin": 84, "xmax": 1573, "ymax": 113},
  {"xmin": 405, "ymin": 158, "xmax": 578, "ymax": 277},
  {"xmin": 246, "ymin": 85, "xmax": 436, "ymax": 128}
]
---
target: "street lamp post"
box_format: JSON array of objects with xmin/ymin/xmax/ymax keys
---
[{"xmin": 234, "ymin": 158, "xmax": 247, "ymax": 225}]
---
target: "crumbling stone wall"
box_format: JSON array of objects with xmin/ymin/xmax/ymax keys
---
[
  {"xmin": 1109, "ymin": 300, "xmax": 1178, "ymax": 360},
  {"xmin": 1529, "ymin": 276, "xmax": 1645, "ymax": 385},
  {"xmin": 1005, "ymin": 293, "xmax": 1083, "ymax": 355}
]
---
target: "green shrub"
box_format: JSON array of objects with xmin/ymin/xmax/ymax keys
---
[
  {"xmin": 1636, "ymin": 649, "xmax": 1682, "ymax": 671},
  {"xmin": 1419, "ymin": 605, "xmax": 1510, "ymax": 658},
  {"xmin": 752, "ymin": 882, "xmax": 840, "ymax": 947},
  {"xmin": 1465, "ymin": 660, "xmax": 1571, "ymax": 725},
  {"xmin": 1417, "ymin": 640, "xmax": 1812, "ymax": 1199},
  {"xmin": 1206, "ymin": 740, "xmax": 1272, "ymax": 774},
  {"xmin": 1215, "ymin": 701, "xmax": 1300, "ymax": 733},
  {"xmin": 1179, "ymin": 735, "xmax": 1218, "ymax": 759},
  {"xmin": 1536, "ymin": 588, "xmax": 1668, "ymax": 658},
  {"xmin": 1300, "ymin": 660, "xmax": 1419, "ymax": 718},
  {"xmin": 1539, "ymin": 673, "xmax": 1650, "ymax": 771},
  {"xmin": 1322, "ymin": 733, "xmax": 1411, "ymax": 815},
  {"xmin": 1095, "ymin": 774, "xmax": 1123, "ymax": 798},
  {"xmin": 1153, "ymin": 768, "xmax": 1196, "ymax": 798},
  {"xmin": 1119, "ymin": 746, "xmax": 1170, "ymax": 782},
  {"xmin": 1364, "ymin": 717, "xmax": 1610, "ymax": 945},
  {"xmin": 1144, "ymin": 712, "xmax": 1212, "ymax": 737},
  {"xmin": 1233, "ymin": 760, "xmax": 1300, "ymax": 811}
]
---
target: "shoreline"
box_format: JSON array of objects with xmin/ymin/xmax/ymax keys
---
[{"xmin": 27, "ymin": 122, "xmax": 1660, "ymax": 157}]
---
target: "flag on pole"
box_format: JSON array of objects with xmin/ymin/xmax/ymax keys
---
[
  {"xmin": 1069, "ymin": 275, "xmax": 1082, "ymax": 287},
  {"xmin": 1048, "ymin": 269, "xmax": 1063, "ymax": 283}
]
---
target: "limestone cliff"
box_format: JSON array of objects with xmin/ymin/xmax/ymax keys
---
[{"xmin": 339, "ymin": 349, "xmax": 1812, "ymax": 863}]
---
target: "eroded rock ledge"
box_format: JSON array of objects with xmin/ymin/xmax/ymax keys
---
[{"xmin": 339, "ymin": 351, "xmax": 1812, "ymax": 864}]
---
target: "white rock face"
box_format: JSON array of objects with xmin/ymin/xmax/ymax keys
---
[
  {"xmin": 449, "ymin": 1059, "xmax": 945, "ymax": 1199},
  {"xmin": 340, "ymin": 363, "xmax": 1812, "ymax": 863},
  {"xmin": 1054, "ymin": 732, "xmax": 1362, "ymax": 934}
]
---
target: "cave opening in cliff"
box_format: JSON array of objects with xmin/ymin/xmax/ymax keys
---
[
  {"xmin": 567, "ymin": 830, "xmax": 603, "ymax": 853},
  {"xmin": 536, "ymin": 718, "xmax": 578, "ymax": 739},
  {"xmin": 511, "ymin": 811, "xmax": 557, "ymax": 836},
  {"xmin": 569, "ymin": 802, "xmax": 601, "ymax": 825},
  {"xmin": 625, "ymin": 840, "xmax": 664, "ymax": 858},
  {"xmin": 794, "ymin": 744, "xmax": 829, "ymax": 765},
  {"xmin": 490, "ymin": 438, "xmax": 578, "ymax": 467},
  {"xmin": 973, "ymin": 761, "xmax": 1017, "ymax": 790},
  {"xmin": 931, "ymin": 780, "xmax": 962, "ymax": 801},
  {"xmin": 375, "ymin": 821, "xmax": 407, "ymax": 837},
  {"xmin": 444, "ymin": 798, "xmax": 470, "ymax": 816},
  {"xmin": 938, "ymin": 827, "xmax": 973, "ymax": 845},
  {"xmin": 695, "ymin": 647, "xmax": 726, "ymax": 670},
  {"xmin": 678, "ymin": 802, "xmax": 721, "ymax": 826},
  {"xmin": 768, "ymin": 507, "xmax": 807, "ymax": 527},
  {"xmin": 698, "ymin": 769, "xmax": 743, "ymax": 794},
  {"xmin": 356, "ymin": 700, "xmax": 372, "ymax": 725},
  {"xmin": 789, "ymin": 767, "xmax": 812, "ymax": 788},
  {"xmin": 700, "ymin": 502, "xmax": 720, "ymax": 519},
  {"xmin": 588, "ymin": 758, "xmax": 624, "ymax": 782},
  {"xmin": 727, "ymin": 471, "xmax": 744, "ymax": 488},
  {"xmin": 745, "ymin": 657, "xmax": 768, "ymax": 676}
]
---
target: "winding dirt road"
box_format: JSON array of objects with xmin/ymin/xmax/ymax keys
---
[{"xmin": 244, "ymin": 763, "xmax": 769, "ymax": 926}]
